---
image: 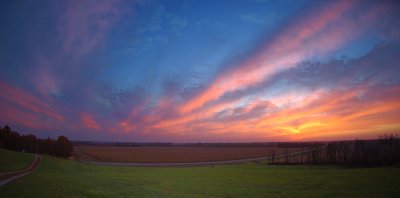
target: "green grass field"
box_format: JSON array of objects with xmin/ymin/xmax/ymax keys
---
[
  {"xmin": 0, "ymin": 148, "xmax": 34, "ymax": 172},
  {"xmin": 1, "ymin": 153, "xmax": 400, "ymax": 198}
]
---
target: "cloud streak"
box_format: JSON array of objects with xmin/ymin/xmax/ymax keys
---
[
  {"xmin": 81, "ymin": 113, "xmax": 101, "ymax": 130},
  {"xmin": 0, "ymin": 81, "xmax": 64, "ymax": 122},
  {"xmin": 179, "ymin": 0, "xmax": 357, "ymax": 113}
]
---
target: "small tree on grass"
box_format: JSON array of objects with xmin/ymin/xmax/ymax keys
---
[{"xmin": 53, "ymin": 136, "xmax": 73, "ymax": 157}]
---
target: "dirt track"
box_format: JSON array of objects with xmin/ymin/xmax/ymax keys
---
[{"xmin": 0, "ymin": 155, "xmax": 41, "ymax": 186}]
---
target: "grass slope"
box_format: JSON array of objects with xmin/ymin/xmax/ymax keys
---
[
  {"xmin": 1, "ymin": 155, "xmax": 400, "ymax": 197},
  {"xmin": 0, "ymin": 148, "xmax": 34, "ymax": 173}
]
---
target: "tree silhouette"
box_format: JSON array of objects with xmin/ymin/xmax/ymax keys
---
[{"xmin": 0, "ymin": 125, "xmax": 73, "ymax": 158}]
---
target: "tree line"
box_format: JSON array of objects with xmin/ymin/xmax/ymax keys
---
[
  {"xmin": 0, "ymin": 125, "xmax": 73, "ymax": 157},
  {"xmin": 267, "ymin": 134, "xmax": 400, "ymax": 167}
]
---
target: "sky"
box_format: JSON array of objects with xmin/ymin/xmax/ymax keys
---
[{"xmin": 0, "ymin": 0, "xmax": 400, "ymax": 142}]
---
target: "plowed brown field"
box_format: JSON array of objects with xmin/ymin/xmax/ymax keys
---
[{"xmin": 73, "ymin": 146, "xmax": 303, "ymax": 163}]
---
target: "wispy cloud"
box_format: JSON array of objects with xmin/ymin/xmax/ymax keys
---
[
  {"xmin": 239, "ymin": 13, "xmax": 276, "ymax": 25},
  {"xmin": 59, "ymin": 0, "xmax": 129, "ymax": 56}
]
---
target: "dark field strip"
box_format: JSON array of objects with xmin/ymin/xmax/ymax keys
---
[{"xmin": 73, "ymin": 146, "xmax": 303, "ymax": 163}]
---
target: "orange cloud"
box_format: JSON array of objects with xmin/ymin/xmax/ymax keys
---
[
  {"xmin": 158, "ymin": 84, "xmax": 400, "ymax": 141},
  {"xmin": 251, "ymin": 86, "xmax": 400, "ymax": 140}
]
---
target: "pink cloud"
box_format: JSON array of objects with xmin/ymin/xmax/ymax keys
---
[
  {"xmin": 81, "ymin": 113, "xmax": 101, "ymax": 130},
  {"xmin": 0, "ymin": 104, "xmax": 43, "ymax": 129},
  {"xmin": 0, "ymin": 81, "xmax": 64, "ymax": 121},
  {"xmin": 33, "ymin": 57, "xmax": 61, "ymax": 98}
]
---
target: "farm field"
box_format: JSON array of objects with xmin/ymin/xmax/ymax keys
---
[
  {"xmin": 73, "ymin": 146, "xmax": 303, "ymax": 163},
  {"xmin": 1, "ymin": 153, "xmax": 400, "ymax": 197},
  {"xmin": 0, "ymin": 148, "xmax": 34, "ymax": 173}
]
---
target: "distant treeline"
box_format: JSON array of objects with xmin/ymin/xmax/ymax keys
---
[
  {"xmin": 73, "ymin": 141, "xmax": 176, "ymax": 147},
  {"xmin": 73, "ymin": 141, "xmax": 315, "ymax": 148},
  {"xmin": 268, "ymin": 134, "xmax": 400, "ymax": 167},
  {"xmin": 0, "ymin": 125, "xmax": 73, "ymax": 157}
]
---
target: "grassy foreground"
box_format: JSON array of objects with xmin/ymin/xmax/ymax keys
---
[
  {"xmin": 1, "ymin": 155, "xmax": 400, "ymax": 197},
  {"xmin": 0, "ymin": 148, "xmax": 34, "ymax": 172}
]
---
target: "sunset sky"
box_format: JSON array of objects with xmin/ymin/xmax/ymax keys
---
[{"xmin": 1, "ymin": 0, "xmax": 400, "ymax": 142}]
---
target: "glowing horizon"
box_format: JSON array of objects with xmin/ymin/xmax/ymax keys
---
[{"xmin": 1, "ymin": 0, "xmax": 400, "ymax": 142}]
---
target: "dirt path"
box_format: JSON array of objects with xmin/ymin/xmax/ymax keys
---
[
  {"xmin": 82, "ymin": 149, "xmax": 313, "ymax": 167},
  {"xmin": 0, "ymin": 154, "xmax": 42, "ymax": 187}
]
